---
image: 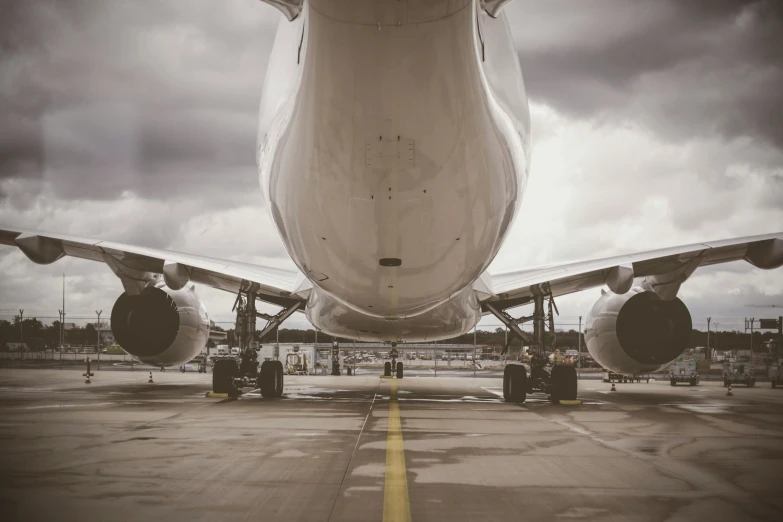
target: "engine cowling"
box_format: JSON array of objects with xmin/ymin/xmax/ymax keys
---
[
  {"xmin": 584, "ymin": 287, "xmax": 692, "ymax": 375},
  {"xmin": 111, "ymin": 281, "xmax": 209, "ymax": 367}
]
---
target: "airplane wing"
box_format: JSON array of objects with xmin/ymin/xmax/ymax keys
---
[
  {"xmin": 0, "ymin": 226, "xmax": 304, "ymax": 308},
  {"xmin": 484, "ymin": 232, "xmax": 783, "ymax": 311}
]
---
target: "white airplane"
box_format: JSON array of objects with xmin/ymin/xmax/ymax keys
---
[{"xmin": 2, "ymin": 0, "xmax": 781, "ymax": 402}]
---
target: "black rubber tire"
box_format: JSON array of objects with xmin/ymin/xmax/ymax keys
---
[
  {"xmin": 384, "ymin": 361, "xmax": 392, "ymax": 377},
  {"xmin": 503, "ymin": 365, "xmax": 512, "ymax": 400},
  {"xmin": 551, "ymin": 365, "xmax": 577, "ymax": 402},
  {"xmin": 396, "ymin": 362, "xmax": 404, "ymax": 379},
  {"xmin": 506, "ymin": 364, "xmax": 527, "ymax": 403},
  {"xmin": 347, "ymin": 367, "xmax": 352, "ymax": 376},
  {"xmin": 724, "ymin": 380, "xmax": 728, "ymax": 387},
  {"xmin": 772, "ymin": 379, "xmax": 777, "ymax": 389},
  {"xmin": 258, "ymin": 361, "xmax": 278, "ymax": 398},
  {"xmin": 670, "ymin": 379, "xmax": 676, "ymax": 386},
  {"xmin": 213, "ymin": 359, "xmax": 237, "ymax": 394},
  {"xmin": 689, "ymin": 379, "xmax": 695, "ymax": 386},
  {"xmin": 274, "ymin": 360, "xmax": 284, "ymax": 397}
]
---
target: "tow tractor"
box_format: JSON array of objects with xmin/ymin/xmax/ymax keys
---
[
  {"xmin": 668, "ymin": 360, "xmax": 699, "ymax": 386},
  {"xmin": 383, "ymin": 345, "xmax": 403, "ymax": 378},
  {"xmin": 722, "ymin": 360, "xmax": 756, "ymax": 387},
  {"xmin": 601, "ymin": 370, "xmax": 650, "ymax": 383},
  {"xmin": 769, "ymin": 359, "xmax": 783, "ymax": 388},
  {"xmin": 487, "ymin": 284, "xmax": 578, "ymax": 403}
]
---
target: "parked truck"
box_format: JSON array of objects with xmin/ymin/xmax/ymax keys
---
[
  {"xmin": 668, "ymin": 360, "xmax": 699, "ymax": 386},
  {"xmin": 723, "ymin": 361, "xmax": 756, "ymax": 387},
  {"xmin": 769, "ymin": 360, "xmax": 783, "ymax": 388}
]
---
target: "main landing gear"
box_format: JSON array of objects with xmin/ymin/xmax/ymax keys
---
[
  {"xmin": 488, "ymin": 284, "xmax": 577, "ymax": 404},
  {"xmin": 211, "ymin": 288, "xmax": 301, "ymax": 397},
  {"xmin": 384, "ymin": 345, "xmax": 403, "ymax": 378}
]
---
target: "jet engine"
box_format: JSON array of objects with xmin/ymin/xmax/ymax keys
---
[
  {"xmin": 584, "ymin": 287, "xmax": 692, "ymax": 375},
  {"xmin": 111, "ymin": 281, "xmax": 210, "ymax": 367}
]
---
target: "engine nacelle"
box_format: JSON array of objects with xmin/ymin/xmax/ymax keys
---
[
  {"xmin": 111, "ymin": 281, "xmax": 210, "ymax": 367},
  {"xmin": 584, "ymin": 287, "xmax": 692, "ymax": 375}
]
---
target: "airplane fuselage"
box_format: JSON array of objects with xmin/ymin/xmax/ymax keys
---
[{"xmin": 257, "ymin": 0, "xmax": 531, "ymax": 341}]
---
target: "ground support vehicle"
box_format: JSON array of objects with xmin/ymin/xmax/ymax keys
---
[
  {"xmin": 602, "ymin": 370, "xmax": 649, "ymax": 383},
  {"xmin": 769, "ymin": 360, "xmax": 783, "ymax": 388},
  {"xmin": 722, "ymin": 361, "xmax": 756, "ymax": 387},
  {"xmin": 668, "ymin": 360, "xmax": 699, "ymax": 386}
]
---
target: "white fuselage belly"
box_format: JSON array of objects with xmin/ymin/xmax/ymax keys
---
[{"xmin": 257, "ymin": 0, "xmax": 531, "ymax": 341}]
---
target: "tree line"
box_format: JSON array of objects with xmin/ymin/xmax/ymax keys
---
[{"xmin": 0, "ymin": 317, "xmax": 101, "ymax": 350}]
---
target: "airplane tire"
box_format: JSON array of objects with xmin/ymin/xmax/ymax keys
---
[
  {"xmin": 506, "ymin": 364, "xmax": 527, "ymax": 403},
  {"xmin": 384, "ymin": 361, "xmax": 392, "ymax": 377},
  {"xmin": 259, "ymin": 361, "xmax": 279, "ymax": 398},
  {"xmin": 274, "ymin": 360, "xmax": 284, "ymax": 397},
  {"xmin": 503, "ymin": 365, "xmax": 512, "ymax": 400},
  {"xmin": 213, "ymin": 359, "xmax": 238, "ymax": 394},
  {"xmin": 551, "ymin": 365, "xmax": 577, "ymax": 402},
  {"xmin": 396, "ymin": 362, "xmax": 404, "ymax": 379},
  {"xmin": 670, "ymin": 379, "xmax": 676, "ymax": 386},
  {"xmin": 772, "ymin": 379, "xmax": 777, "ymax": 389}
]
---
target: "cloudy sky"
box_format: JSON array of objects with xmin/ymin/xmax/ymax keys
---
[{"xmin": 1, "ymin": 0, "xmax": 781, "ymax": 333}]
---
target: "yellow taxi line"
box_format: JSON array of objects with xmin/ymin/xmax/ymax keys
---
[{"xmin": 383, "ymin": 378, "xmax": 412, "ymax": 522}]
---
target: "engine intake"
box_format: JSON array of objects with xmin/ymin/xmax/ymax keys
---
[
  {"xmin": 616, "ymin": 291, "xmax": 691, "ymax": 365},
  {"xmin": 111, "ymin": 282, "xmax": 209, "ymax": 366},
  {"xmin": 585, "ymin": 288, "xmax": 692, "ymax": 374}
]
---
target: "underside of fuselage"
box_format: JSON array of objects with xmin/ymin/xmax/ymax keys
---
[{"xmin": 257, "ymin": 0, "xmax": 531, "ymax": 341}]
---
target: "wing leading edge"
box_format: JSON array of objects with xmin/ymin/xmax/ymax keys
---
[
  {"xmin": 0, "ymin": 226, "xmax": 304, "ymax": 308},
  {"xmin": 483, "ymin": 232, "xmax": 783, "ymax": 311}
]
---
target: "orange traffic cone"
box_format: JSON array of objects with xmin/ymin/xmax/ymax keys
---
[
  {"xmin": 610, "ymin": 382, "xmax": 617, "ymax": 392},
  {"xmin": 726, "ymin": 383, "xmax": 733, "ymax": 397},
  {"xmin": 148, "ymin": 371, "xmax": 154, "ymax": 384}
]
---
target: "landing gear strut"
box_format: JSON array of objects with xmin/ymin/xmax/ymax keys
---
[
  {"xmin": 385, "ymin": 344, "xmax": 403, "ymax": 378},
  {"xmin": 211, "ymin": 288, "xmax": 301, "ymax": 397},
  {"xmin": 488, "ymin": 284, "xmax": 577, "ymax": 403}
]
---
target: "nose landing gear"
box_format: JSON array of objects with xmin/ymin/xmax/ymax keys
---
[{"xmin": 384, "ymin": 345, "xmax": 403, "ymax": 378}]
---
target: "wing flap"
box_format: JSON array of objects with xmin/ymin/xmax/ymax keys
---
[
  {"xmin": 0, "ymin": 226, "xmax": 302, "ymax": 306},
  {"xmin": 488, "ymin": 232, "xmax": 783, "ymax": 310}
]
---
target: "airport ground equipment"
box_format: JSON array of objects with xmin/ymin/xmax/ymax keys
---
[
  {"xmin": 668, "ymin": 360, "xmax": 699, "ymax": 386},
  {"xmin": 285, "ymin": 346, "xmax": 310, "ymax": 375},
  {"xmin": 601, "ymin": 370, "xmax": 649, "ymax": 383},
  {"xmin": 723, "ymin": 361, "xmax": 756, "ymax": 387},
  {"xmin": 769, "ymin": 360, "xmax": 783, "ymax": 388}
]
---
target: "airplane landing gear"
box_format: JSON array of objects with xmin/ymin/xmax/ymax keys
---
[
  {"xmin": 488, "ymin": 284, "xmax": 577, "ymax": 403},
  {"xmin": 258, "ymin": 360, "xmax": 284, "ymax": 398},
  {"xmin": 503, "ymin": 363, "xmax": 527, "ymax": 403},
  {"xmin": 388, "ymin": 347, "xmax": 403, "ymax": 379},
  {"xmin": 209, "ymin": 288, "xmax": 301, "ymax": 396}
]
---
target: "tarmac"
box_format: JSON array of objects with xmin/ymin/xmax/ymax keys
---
[{"xmin": 1, "ymin": 368, "xmax": 782, "ymax": 521}]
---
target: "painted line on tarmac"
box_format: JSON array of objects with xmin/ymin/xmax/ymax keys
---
[{"xmin": 383, "ymin": 378, "xmax": 412, "ymax": 522}]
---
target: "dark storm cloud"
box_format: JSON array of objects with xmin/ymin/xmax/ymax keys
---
[
  {"xmin": 512, "ymin": 0, "xmax": 783, "ymax": 148},
  {"xmin": 0, "ymin": 0, "xmax": 277, "ymax": 199}
]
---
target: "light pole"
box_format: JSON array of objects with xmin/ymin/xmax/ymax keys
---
[
  {"xmin": 96, "ymin": 310, "xmax": 102, "ymax": 370},
  {"xmin": 578, "ymin": 315, "xmax": 582, "ymax": 379},
  {"xmin": 19, "ymin": 309, "xmax": 24, "ymax": 366},
  {"xmin": 707, "ymin": 317, "xmax": 711, "ymax": 359},
  {"xmin": 58, "ymin": 309, "xmax": 64, "ymax": 369},
  {"xmin": 473, "ymin": 325, "xmax": 477, "ymax": 378},
  {"xmin": 715, "ymin": 322, "xmax": 720, "ymax": 356}
]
